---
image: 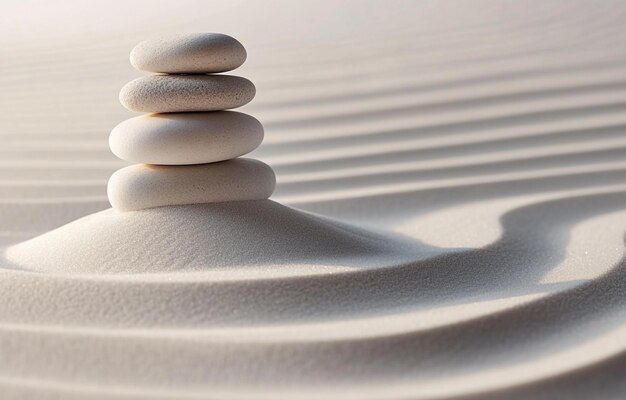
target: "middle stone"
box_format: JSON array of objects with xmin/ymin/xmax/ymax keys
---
[
  {"xmin": 120, "ymin": 75, "xmax": 256, "ymax": 113},
  {"xmin": 109, "ymin": 111, "xmax": 264, "ymax": 165}
]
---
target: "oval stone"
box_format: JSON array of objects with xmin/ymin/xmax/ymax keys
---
[
  {"xmin": 109, "ymin": 111, "xmax": 263, "ymax": 165},
  {"xmin": 119, "ymin": 75, "xmax": 255, "ymax": 113},
  {"xmin": 107, "ymin": 159, "xmax": 275, "ymax": 212},
  {"xmin": 130, "ymin": 33, "xmax": 247, "ymax": 74}
]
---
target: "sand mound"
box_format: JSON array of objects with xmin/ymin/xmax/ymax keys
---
[{"xmin": 3, "ymin": 200, "xmax": 418, "ymax": 275}]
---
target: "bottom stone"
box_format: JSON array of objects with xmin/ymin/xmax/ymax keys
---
[{"xmin": 107, "ymin": 158, "xmax": 275, "ymax": 211}]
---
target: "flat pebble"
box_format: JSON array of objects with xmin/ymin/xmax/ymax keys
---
[
  {"xmin": 119, "ymin": 75, "xmax": 255, "ymax": 113},
  {"xmin": 109, "ymin": 111, "xmax": 263, "ymax": 165},
  {"xmin": 130, "ymin": 33, "xmax": 247, "ymax": 74},
  {"xmin": 107, "ymin": 159, "xmax": 275, "ymax": 211}
]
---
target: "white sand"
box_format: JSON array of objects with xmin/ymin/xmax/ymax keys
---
[{"xmin": 1, "ymin": 0, "xmax": 626, "ymax": 399}]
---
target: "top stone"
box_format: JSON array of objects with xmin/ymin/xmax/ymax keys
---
[{"xmin": 130, "ymin": 33, "xmax": 247, "ymax": 74}]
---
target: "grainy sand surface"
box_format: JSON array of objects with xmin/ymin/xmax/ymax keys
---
[{"xmin": 1, "ymin": 0, "xmax": 626, "ymax": 399}]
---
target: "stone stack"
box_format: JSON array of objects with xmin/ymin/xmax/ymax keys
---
[{"xmin": 108, "ymin": 33, "xmax": 275, "ymax": 212}]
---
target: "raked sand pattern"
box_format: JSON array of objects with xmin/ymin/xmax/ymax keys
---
[{"xmin": 1, "ymin": 0, "xmax": 626, "ymax": 399}]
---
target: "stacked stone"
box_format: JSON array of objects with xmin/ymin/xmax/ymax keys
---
[{"xmin": 108, "ymin": 33, "xmax": 275, "ymax": 212}]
